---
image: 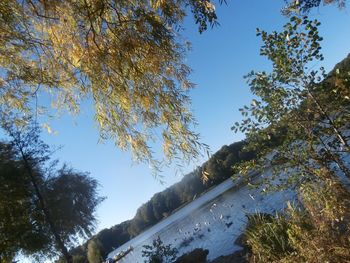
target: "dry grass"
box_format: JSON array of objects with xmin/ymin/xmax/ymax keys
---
[{"xmin": 245, "ymin": 177, "xmax": 350, "ymax": 263}]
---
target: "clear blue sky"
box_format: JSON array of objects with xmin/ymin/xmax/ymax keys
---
[{"xmin": 36, "ymin": 0, "xmax": 350, "ymax": 235}]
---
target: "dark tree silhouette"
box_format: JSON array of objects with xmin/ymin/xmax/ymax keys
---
[{"xmin": 0, "ymin": 121, "xmax": 104, "ymax": 262}]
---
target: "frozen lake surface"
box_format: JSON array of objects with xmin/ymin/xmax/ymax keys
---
[{"xmin": 107, "ymin": 171, "xmax": 295, "ymax": 262}]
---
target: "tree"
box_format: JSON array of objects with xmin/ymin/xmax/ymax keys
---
[
  {"xmin": 203, "ymin": 141, "xmax": 255, "ymax": 183},
  {"xmin": 0, "ymin": 121, "xmax": 104, "ymax": 262},
  {"xmin": 233, "ymin": 14, "xmax": 350, "ymax": 190},
  {"xmin": 87, "ymin": 239, "xmax": 104, "ymax": 263},
  {"xmin": 233, "ymin": 12, "xmax": 350, "ymax": 263},
  {"xmin": 0, "ymin": 0, "xmax": 224, "ymax": 167},
  {"xmin": 283, "ymin": 0, "xmax": 346, "ymax": 14},
  {"xmin": 142, "ymin": 236, "xmax": 178, "ymax": 263},
  {"xmin": 152, "ymin": 193, "xmax": 167, "ymax": 221}
]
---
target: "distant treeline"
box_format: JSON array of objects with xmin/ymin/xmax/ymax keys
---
[{"xmin": 68, "ymin": 140, "xmax": 256, "ymax": 262}]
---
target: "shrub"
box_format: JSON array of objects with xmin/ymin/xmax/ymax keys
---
[
  {"xmin": 245, "ymin": 213, "xmax": 295, "ymax": 262},
  {"xmin": 142, "ymin": 236, "xmax": 178, "ymax": 263},
  {"xmin": 245, "ymin": 178, "xmax": 350, "ymax": 263}
]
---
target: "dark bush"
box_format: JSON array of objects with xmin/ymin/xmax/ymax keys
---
[{"xmin": 175, "ymin": 248, "xmax": 209, "ymax": 263}]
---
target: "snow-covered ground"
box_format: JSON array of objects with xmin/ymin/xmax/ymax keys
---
[{"xmin": 107, "ymin": 169, "xmax": 295, "ymax": 262}]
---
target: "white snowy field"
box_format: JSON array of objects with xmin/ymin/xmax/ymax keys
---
[{"xmin": 107, "ymin": 170, "xmax": 295, "ymax": 262}]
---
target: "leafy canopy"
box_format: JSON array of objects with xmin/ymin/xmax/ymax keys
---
[
  {"xmin": 233, "ymin": 11, "xmax": 350, "ymax": 191},
  {"xmin": 0, "ymin": 123, "xmax": 104, "ymax": 262},
  {"xmin": 283, "ymin": 0, "xmax": 346, "ymax": 14},
  {"xmin": 0, "ymin": 0, "xmax": 222, "ymax": 167}
]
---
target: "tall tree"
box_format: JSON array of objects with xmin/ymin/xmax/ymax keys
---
[
  {"xmin": 0, "ymin": 0, "xmax": 224, "ymax": 167},
  {"xmin": 233, "ymin": 14, "xmax": 350, "ymax": 189},
  {"xmin": 0, "ymin": 121, "xmax": 104, "ymax": 262},
  {"xmin": 233, "ymin": 13, "xmax": 350, "ymax": 262}
]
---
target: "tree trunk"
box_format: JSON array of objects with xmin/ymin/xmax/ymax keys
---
[
  {"xmin": 307, "ymin": 89, "xmax": 350, "ymax": 152},
  {"xmin": 20, "ymin": 150, "xmax": 73, "ymax": 263}
]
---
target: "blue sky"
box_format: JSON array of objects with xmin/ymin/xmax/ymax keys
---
[{"xmin": 35, "ymin": 0, "xmax": 350, "ymax": 234}]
